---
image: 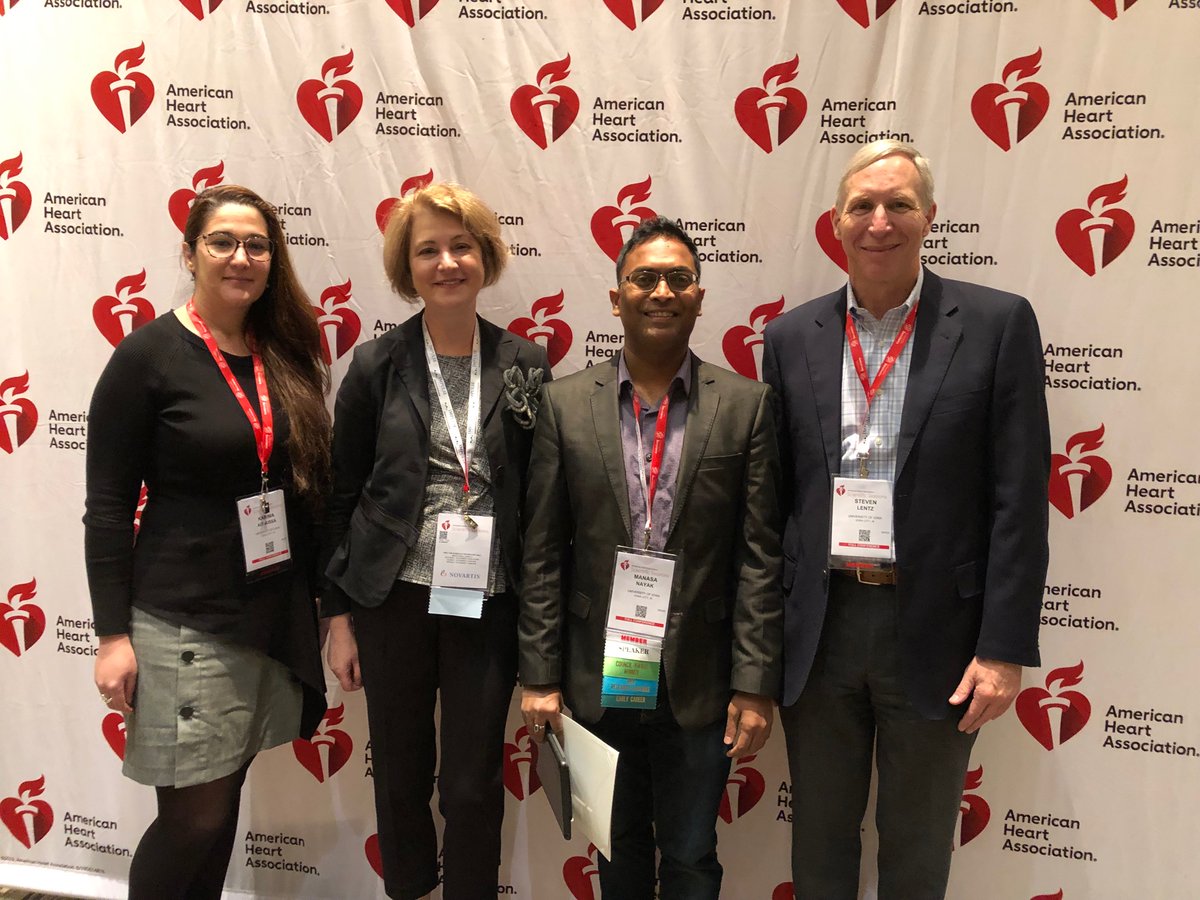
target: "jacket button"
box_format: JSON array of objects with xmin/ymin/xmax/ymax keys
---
[
  {"xmin": 180, "ymin": 706, "xmax": 194, "ymax": 719},
  {"xmin": 181, "ymin": 650, "xmax": 195, "ymax": 663}
]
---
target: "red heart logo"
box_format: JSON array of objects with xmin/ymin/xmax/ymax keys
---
[
  {"xmin": 0, "ymin": 153, "xmax": 32, "ymax": 240},
  {"xmin": 501, "ymin": 726, "xmax": 542, "ymax": 800},
  {"xmin": 591, "ymin": 177, "xmax": 655, "ymax": 263},
  {"xmin": 91, "ymin": 44, "xmax": 155, "ymax": 134},
  {"xmin": 0, "ymin": 371, "xmax": 38, "ymax": 454},
  {"xmin": 835, "ymin": 0, "xmax": 899, "ymax": 28},
  {"xmin": 602, "ymin": 0, "xmax": 665, "ymax": 30},
  {"xmin": 562, "ymin": 843, "xmax": 601, "ymax": 899},
  {"xmin": 957, "ymin": 767, "xmax": 990, "ymax": 847},
  {"xmin": 1088, "ymin": 0, "xmax": 1138, "ymax": 19},
  {"xmin": 168, "ymin": 162, "xmax": 225, "ymax": 234},
  {"xmin": 511, "ymin": 56, "xmax": 579, "ymax": 150},
  {"xmin": 508, "ymin": 291, "xmax": 573, "ymax": 368},
  {"xmin": 772, "ymin": 884, "xmax": 796, "ymax": 900},
  {"xmin": 1055, "ymin": 177, "xmax": 1135, "ymax": 276},
  {"xmin": 722, "ymin": 297, "xmax": 784, "ymax": 380},
  {"xmin": 383, "ymin": 0, "xmax": 440, "ymax": 26},
  {"xmin": 734, "ymin": 57, "xmax": 807, "ymax": 154},
  {"xmin": 0, "ymin": 579, "xmax": 44, "ymax": 657},
  {"xmin": 364, "ymin": 833, "xmax": 383, "ymax": 878},
  {"xmin": 970, "ymin": 50, "xmax": 1049, "ymax": 151},
  {"xmin": 296, "ymin": 51, "xmax": 363, "ymax": 143},
  {"xmin": 314, "ymin": 280, "xmax": 361, "ymax": 364},
  {"xmin": 102, "ymin": 712, "xmax": 127, "ymax": 759},
  {"xmin": 0, "ymin": 777, "xmax": 53, "ymax": 848},
  {"xmin": 815, "ymin": 210, "xmax": 848, "ymax": 272},
  {"xmin": 94, "ymin": 270, "xmax": 155, "ymax": 348},
  {"xmin": 717, "ymin": 754, "xmax": 766, "ymax": 822},
  {"xmin": 292, "ymin": 704, "xmax": 353, "ymax": 782},
  {"xmin": 178, "ymin": 0, "xmax": 224, "ymax": 20}
]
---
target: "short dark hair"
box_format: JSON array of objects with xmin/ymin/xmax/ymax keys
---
[{"xmin": 614, "ymin": 216, "xmax": 701, "ymax": 284}]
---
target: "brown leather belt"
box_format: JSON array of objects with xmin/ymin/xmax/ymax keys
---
[{"xmin": 833, "ymin": 567, "xmax": 897, "ymax": 587}]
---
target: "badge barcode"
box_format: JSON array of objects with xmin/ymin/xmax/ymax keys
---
[
  {"xmin": 635, "ymin": 604, "xmax": 648, "ymax": 619},
  {"xmin": 858, "ymin": 529, "xmax": 871, "ymax": 542},
  {"xmin": 265, "ymin": 540, "xmax": 275, "ymax": 553}
]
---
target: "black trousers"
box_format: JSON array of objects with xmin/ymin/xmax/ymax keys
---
[{"xmin": 354, "ymin": 581, "xmax": 517, "ymax": 900}]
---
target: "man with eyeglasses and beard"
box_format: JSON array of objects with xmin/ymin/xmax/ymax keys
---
[{"xmin": 518, "ymin": 216, "xmax": 783, "ymax": 899}]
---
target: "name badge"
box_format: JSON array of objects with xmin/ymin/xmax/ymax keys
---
[
  {"xmin": 829, "ymin": 476, "xmax": 895, "ymax": 568},
  {"xmin": 237, "ymin": 490, "xmax": 291, "ymax": 577},
  {"xmin": 429, "ymin": 513, "xmax": 493, "ymax": 618},
  {"xmin": 606, "ymin": 548, "xmax": 675, "ymax": 639}
]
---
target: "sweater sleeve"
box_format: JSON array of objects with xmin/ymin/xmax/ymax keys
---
[{"xmin": 83, "ymin": 332, "xmax": 163, "ymax": 636}]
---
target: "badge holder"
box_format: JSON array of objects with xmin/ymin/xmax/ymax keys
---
[
  {"xmin": 237, "ymin": 486, "xmax": 292, "ymax": 581},
  {"xmin": 429, "ymin": 511, "xmax": 493, "ymax": 618},
  {"xmin": 827, "ymin": 474, "xmax": 895, "ymax": 576},
  {"xmin": 600, "ymin": 546, "xmax": 676, "ymax": 710}
]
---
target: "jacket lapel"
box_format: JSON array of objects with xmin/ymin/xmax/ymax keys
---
[
  {"xmin": 591, "ymin": 359, "xmax": 632, "ymax": 543},
  {"xmin": 668, "ymin": 357, "xmax": 717, "ymax": 540},
  {"xmin": 389, "ymin": 312, "xmax": 431, "ymax": 432},
  {"xmin": 806, "ymin": 290, "xmax": 848, "ymax": 478},
  {"xmin": 896, "ymin": 270, "xmax": 962, "ymax": 480},
  {"xmin": 479, "ymin": 317, "xmax": 519, "ymax": 429}
]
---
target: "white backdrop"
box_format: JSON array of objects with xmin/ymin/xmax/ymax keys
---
[{"xmin": 1, "ymin": 1, "xmax": 1198, "ymax": 898}]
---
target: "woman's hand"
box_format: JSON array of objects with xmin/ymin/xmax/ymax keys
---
[
  {"xmin": 325, "ymin": 613, "xmax": 363, "ymax": 692},
  {"xmin": 94, "ymin": 634, "xmax": 137, "ymax": 715},
  {"xmin": 521, "ymin": 685, "xmax": 564, "ymax": 742}
]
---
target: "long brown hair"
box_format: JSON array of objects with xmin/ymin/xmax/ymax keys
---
[{"xmin": 183, "ymin": 185, "xmax": 331, "ymax": 500}]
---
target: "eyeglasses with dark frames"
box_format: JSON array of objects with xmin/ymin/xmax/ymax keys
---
[
  {"xmin": 620, "ymin": 268, "xmax": 699, "ymax": 294},
  {"xmin": 199, "ymin": 232, "xmax": 274, "ymax": 261}
]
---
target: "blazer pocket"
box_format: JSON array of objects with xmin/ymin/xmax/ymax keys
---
[
  {"xmin": 697, "ymin": 452, "xmax": 743, "ymax": 472},
  {"xmin": 357, "ymin": 493, "xmax": 416, "ymax": 543},
  {"xmin": 928, "ymin": 387, "xmax": 988, "ymax": 419},
  {"xmin": 568, "ymin": 590, "xmax": 592, "ymax": 620},
  {"xmin": 955, "ymin": 560, "xmax": 983, "ymax": 599}
]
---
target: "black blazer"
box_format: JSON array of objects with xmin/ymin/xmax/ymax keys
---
[
  {"xmin": 763, "ymin": 270, "xmax": 1050, "ymax": 718},
  {"xmin": 321, "ymin": 312, "xmax": 550, "ymax": 615}
]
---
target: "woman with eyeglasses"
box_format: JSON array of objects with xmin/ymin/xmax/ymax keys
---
[
  {"xmin": 85, "ymin": 184, "xmax": 329, "ymax": 899},
  {"xmin": 321, "ymin": 182, "xmax": 549, "ymax": 900}
]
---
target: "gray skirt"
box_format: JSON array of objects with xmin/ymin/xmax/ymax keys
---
[{"xmin": 123, "ymin": 607, "xmax": 303, "ymax": 788}]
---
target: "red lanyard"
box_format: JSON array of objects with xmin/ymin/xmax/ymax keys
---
[
  {"xmin": 632, "ymin": 391, "xmax": 671, "ymax": 548},
  {"xmin": 187, "ymin": 299, "xmax": 274, "ymax": 485},
  {"xmin": 845, "ymin": 301, "xmax": 919, "ymax": 409}
]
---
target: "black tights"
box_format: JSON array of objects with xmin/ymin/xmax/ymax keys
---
[{"xmin": 127, "ymin": 758, "xmax": 252, "ymax": 900}]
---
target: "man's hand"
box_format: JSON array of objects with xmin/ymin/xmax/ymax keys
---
[
  {"xmin": 94, "ymin": 634, "xmax": 137, "ymax": 715},
  {"xmin": 521, "ymin": 685, "xmax": 564, "ymax": 743},
  {"xmin": 724, "ymin": 691, "xmax": 774, "ymax": 757},
  {"xmin": 324, "ymin": 613, "xmax": 363, "ymax": 692},
  {"xmin": 949, "ymin": 657, "xmax": 1022, "ymax": 733}
]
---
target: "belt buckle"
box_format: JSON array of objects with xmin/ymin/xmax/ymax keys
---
[{"xmin": 856, "ymin": 567, "xmax": 894, "ymax": 586}]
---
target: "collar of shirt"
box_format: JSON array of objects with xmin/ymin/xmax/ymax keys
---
[
  {"xmin": 617, "ymin": 350, "xmax": 694, "ymax": 403},
  {"xmin": 846, "ymin": 266, "xmax": 925, "ymax": 332}
]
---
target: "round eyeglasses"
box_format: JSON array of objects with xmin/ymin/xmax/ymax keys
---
[
  {"xmin": 199, "ymin": 232, "xmax": 274, "ymax": 261},
  {"xmin": 621, "ymin": 268, "xmax": 699, "ymax": 294}
]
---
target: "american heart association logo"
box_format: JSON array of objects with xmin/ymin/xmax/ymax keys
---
[
  {"xmin": 620, "ymin": 560, "xmax": 631, "ymax": 571},
  {"xmin": 501, "ymin": 725, "xmax": 543, "ymax": 801},
  {"xmin": 815, "ymin": 210, "xmax": 849, "ymax": 272},
  {"xmin": 0, "ymin": 578, "xmax": 44, "ymax": 658},
  {"xmin": 971, "ymin": 49, "xmax": 1050, "ymax": 152},
  {"xmin": 835, "ymin": 0, "xmax": 899, "ymax": 28},
  {"xmin": 93, "ymin": 269, "xmax": 155, "ymax": 348},
  {"xmin": 384, "ymin": 0, "xmax": 440, "ymax": 26},
  {"xmin": 591, "ymin": 177, "xmax": 656, "ymax": 263},
  {"xmin": 376, "ymin": 169, "xmax": 434, "ymax": 235},
  {"xmin": 603, "ymin": 0, "xmax": 665, "ymax": 31},
  {"xmin": 511, "ymin": 55, "xmax": 579, "ymax": 150},
  {"xmin": 102, "ymin": 711, "xmax": 127, "ymax": 759},
  {"xmin": 0, "ymin": 153, "xmax": 32, "ymax": 240},
  {"xmin": 178, "ymin": 0, "xmax": 224, "ymax": 20},
  {"xmin": 717, "ymin": 754, "xmax": 765, "ymax": 823},
  {"xmin": 168, "ymin": 161, "xmax": 225, "ymax": 234},
  {"xmin": 508, "ymin": 291, "xmax": 573, "ymax": 368},
  {"xmin": 313, "ymin": 279, "xmax": 361, "ymax": 364},
  {"xmin": 1048, "ymin": 424, "xmax": 1112, "ymax": 519},
  {"xmin": 292, "ymin": 703, "xmax": 353, "ymax": 782},
  {"xmin": 722, "ymin": 297, "xmax": 785, "ymax": 380},
  {"xmin": 0, "ymin": 776, "xmax": 54, "ymax": 849},
  {"xmin": 735, "ymin": 56, "xmax": 807, "ymax": 154},
  {"xmin": 365, "ymin": 832, "xmax": 384, "ymax": 878},
  {"xmin": 1089, "ymin": 0, "xmax": 1138, "ymax": 20},
  {"xmin": 0, "ymin": 371, "xmax": 37, "ymax": 455},
  {"xmin": 563, "ymin": 843, "xmax": 601, "ymax": 900},
  {"xmin": 296, "ymin": 50, "xmax": 363, "ymax": 143},
  {"xmin": 1056, "ymin": 175, "xmax": 1135, "ymax": 276},
  {"xmin": 1016, "ymin": 660, "xmax": 1092, "ymax": 751},
  {"xmin": 91, "ymin": 43, "xmax": 155, "ymax": 134},
  {"xmin": 955, "ymin": 765, "xmax": 990, "ymax": 849}
]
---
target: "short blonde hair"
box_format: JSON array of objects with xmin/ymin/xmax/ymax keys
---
[
  {"xmin": 834, "ymin": 140, "xmax": 935, "ymax": 216},
  {"xmin": 382, "ymin": 182, "xmax": 509, "ymax": 301}
]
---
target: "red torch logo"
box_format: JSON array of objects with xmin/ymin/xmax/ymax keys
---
[
  {"xmin": 0, "ymin": 776, "xmax": 54, "ymax": 849},
  {"xmin": 1048, "ymin": 424, "xmax": 1112, "ymax": 519},
  {"xmin": 93, "ymin": 269, "xmax": 155, "ymax": 348},
  {"xmin": 384, "ymin": 0, "xmax": 441, "ymax": 26},
  {"xmin": 591, "ymin": 177, "xmax": 656, "ymax": 263},
  {"xmin": 502, "ymin": 725, "xmax": 542, "ymax": 801},
  {"xmin": 0, "ymin": 153, "xmax": 31, "ymax": 240},
  {"xmin": 313, "ymin": 280, "xmax": 361, "ymax": 364},
  {"xmin": 0, "ymin": 372, "xmax": 37, "ymax": 455},
  {"xmin": 511, "ymin": 55, "xmax": 580, "ymax": 150},
  {"xmin": 168, "ymin": 162, "xmax": 225, "ymax": 234},
  {"xmin": 292, "ymin": 703, "xmax": 354, "ymax": 782},
  {"xmin": 835, "ymin": 0, "xmax": 899, "ymax": 28},
  {"xmin": 602, "ymin": 0, "xmax": 665, "ymax": 30},
  {"xmin": 722, "ymin": 297, "xmax": 785, "ymax": 381},
  {"xmin": 376, "ymin": 169, "xmax": 434, "ymax": 234},
  {"xmin": 563, "ymin": 843, "xmax": 602, "ymax": 899},
  {"xmin": 971, "ymin": 49, "xmax": 1050, "ymax": 151},
  {"xmin": 1089, "ymin": 0, "xmax": 1138, "ymax": 19},
  {"xmin": 508, "ymin": 291, "xmax": 573, "ymax": 368},
  {"xmin": 1056, "ymin": 176, "xmax": 1135, "ymax": 276},
  {"xmin": 735, "ymin": 56, "xmax": 808, "ymax": 154},
  {"xmin": 717, "ymin": 754, "xmax": 766, "ymax": 823},
  {"xmin": 102, "ymin": 711, "xmax": 127, "ymax": 760},
  {"xmin": 0, "ymin": 578, "xmax": 44, "ymax": 658},
  {"xmin": 955, "ymin": 765, "xmax": 991, "ymax": 849},
  {"xmin": 91, "ymin": 43, "xmax": 155, "ymax": 134},
  {"xmin": 1016, "ymin": 661, "xmax": 1092, "ymax": 751},
  {"xmin": 296, "ymin": 50, "xmax": 364, "ymax": 143},
  {"xmin": 178, "ymin": 0, "xmax": 224, "ymax": 19}
]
